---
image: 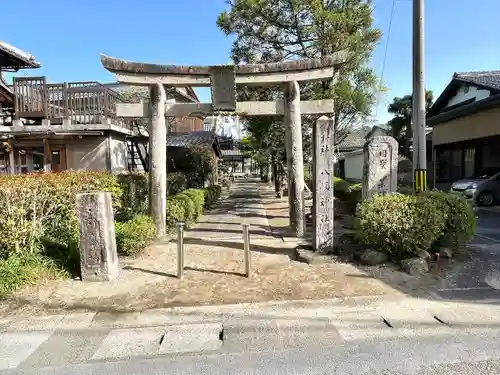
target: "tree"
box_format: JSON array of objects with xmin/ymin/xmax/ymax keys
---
[
  {"xmin": 217, "ymin": 0, "xmax": 382, "ymax": 145},
  {"xmin": 386, "ymin": 91, "xmax": 434, "ymax": 157}
]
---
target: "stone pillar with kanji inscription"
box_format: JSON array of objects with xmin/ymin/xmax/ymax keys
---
[
  {"xmin": 312, "ymin": 116, "xmax": 335, "ymax": 252},
  {"xmin": 76, "ymin": 191, "xmax": 119, "ymax": 282},
  {"xmin": 362, "ymin": 136, "xmax": 399, "ymax": 200}
]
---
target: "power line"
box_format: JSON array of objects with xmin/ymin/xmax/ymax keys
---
[
  {"xmin": 379, "ymin": 0, "xmax": 397, "ymax": 88},
  {"xmin": 374, "ymin": 0, "xmax": 397, "ymax": 121}
]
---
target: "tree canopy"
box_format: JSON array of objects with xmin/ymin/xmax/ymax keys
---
[
  {"xmin": 386, "ymin": 90, "xmax": 434, "ymax": 157},
  {"xmin": 217, "ymin": 0, "xmax": 382, "ymax": 149}
]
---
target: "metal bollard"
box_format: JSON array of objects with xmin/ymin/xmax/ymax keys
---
[
  {"xmin": 176, "ymin": 222, "xmax": 184, "ymax": 279},
  {"xmin": 242, "ymin": 223, "xmax": 251, "ymax": 278}
]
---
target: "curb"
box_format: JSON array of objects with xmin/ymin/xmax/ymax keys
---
[{"xmin": 0, "ymin": 295, "xmax": 398, "ymax": 332}]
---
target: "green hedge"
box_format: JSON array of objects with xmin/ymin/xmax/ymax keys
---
[
  {"xmin": 0, "ymin": 170, "xmax": 221, "ymax": 297},
  {"xmin": 165, "ymin": 187, "xmax": 212, "ymax": 228},
  {"xmin": 204, "ymin": 185, "xmax": 223, "ymax": 209},
  {"xmin": 333, "ymin": 177, "xmax": 361, "ymax": 211},
  {"xmin": 0, "ymin": 172, "xmax": 122, "ymax": 261},
  {"xmin": 422, "ymin": 190, "xmax": 476, "ymax": 248},
  {"xmin": 183, "ymin": 189, "xmax": 205, "ymax": 220},
  {"xmin": 354, "ymin": 191, "xmax": 476, "ymax": 258},
  {"xmin": 116, "ymin": 172, "xmax": 187, "ymax": 221},
  {"xmin": 115, "ymin": 215, "xmax": 156, "ymax": 256}
]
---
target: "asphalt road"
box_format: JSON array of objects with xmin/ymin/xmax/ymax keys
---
[
  {"xmin": 433, "ymin": 207, "xmax": 500, "ymax": 301},
  {"xmin": 3, "ymin": 332, "xmax": 500, "ymax": 375}
]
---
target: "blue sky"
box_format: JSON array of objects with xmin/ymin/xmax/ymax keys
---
[{"xmin": 2, "ymin": 0, "xmax": 500, "ymax": 124}]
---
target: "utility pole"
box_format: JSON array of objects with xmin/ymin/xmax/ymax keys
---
[{"xmin": 412, "ymin": 0, "xmax": 427, "ymax": 192}]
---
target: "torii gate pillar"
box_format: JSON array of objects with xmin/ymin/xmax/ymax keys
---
[{"xmin": 149, "ymin": 83, "xmax": 167, "ymax": 238}]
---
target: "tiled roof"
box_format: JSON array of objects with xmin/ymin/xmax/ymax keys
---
[
  {"xmin": 0, "ymin": 40, "xmax": 40, "ymax": 70},
  {"xmin": 335, "ymin": 129, "xmax": 369, "ymax": 150},
  {"xmin": 454, "ymin": 71, "xmax": 500, "ymax": 91},
  {"xmin": 167, "ymin": 131, "xmax": 218, "ymax": 148}
]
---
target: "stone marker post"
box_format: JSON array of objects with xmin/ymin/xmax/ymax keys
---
[
  {"xmin": 284, "ymin": 81, "xmax": 305, "ymax": 237},
  {"xmin": 76, "ymin": 191, "xmax": 119, "ymax": 282},
  {"xmin": 148, "ymin": 83, "xmax": 167, "ymax": 238},
  {"xmin": 362, "ymin": 135, "xmax": 399, "ymax": 200},
  {"xmin": 312, "ymin": 116, "xmax": 335, "ymax": 252}
]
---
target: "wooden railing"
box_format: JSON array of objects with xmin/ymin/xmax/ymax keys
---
[{"xmin": 12, "ymin": 77, "xmax": 134, "ymax": 130}]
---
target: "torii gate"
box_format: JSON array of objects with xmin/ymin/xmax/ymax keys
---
[{"xmin": 100, "ymin": 52, "xmax": 346, "ymax": 251}]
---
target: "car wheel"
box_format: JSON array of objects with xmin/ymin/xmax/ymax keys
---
[{"xmin": 477, "ymin": 191, "xmax": 495, "ymax": 206}]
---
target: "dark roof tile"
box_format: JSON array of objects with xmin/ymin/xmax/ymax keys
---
[
  {"xmin": 0, "ymin": 40, "xmax": 40, "ymax": 70},
  {"xmin": 167, "ymin": 131, "xmax": 218, "ymax": 148},
  {"xmin": 336, "ymin": 129, "xmax": 369, "ymax": 149},
  {"xmin": 454, "ymin": 70, "xmax": 500, "ymax": 91}
]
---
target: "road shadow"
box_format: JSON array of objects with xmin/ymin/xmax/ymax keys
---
[
  {"xmin": 184, "ymin": 266, "xmax": 244, "ymax": 277},
  {"xmin": 239, "ymin": 212, "xmax": 289, "ymax": 219},
  {"xmin": 182, "ymin": 237, "xmax": 295, "ymax": 258},
  {"xmin": 122, "ymin": 266, "xmax": 176, "ymax": 278},
  {"xmin": 185, "ymin": 227, "xmax": 274, "ymax": 237}
]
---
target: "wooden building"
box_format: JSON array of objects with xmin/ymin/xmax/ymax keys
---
[{"xmin": 0, "ymin": 41, "xmax": 203, "ymax": 174}]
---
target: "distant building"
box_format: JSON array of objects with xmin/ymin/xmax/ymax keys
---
[{"xmin": 203, "ymin": 115, "xmax": 241, "ymax": 139}]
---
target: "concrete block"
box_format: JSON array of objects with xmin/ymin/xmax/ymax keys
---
[
  {"xmin": 159, "ymin": 323, "xmax": 222, "ymax": 354},
  {"xmin": 7, "ymin": 315, "xmax": 65, "ymax": 331},
  {"xmin": 57, "ymin": 313, "xmax": 96, "ymax": 330},
  {"xmin": 91, "ymin": 327, "xmax": 164, "ymax": 360},
  {"xmin": 19, "ymin": 330, "xmax": 109, "ymax": 369},
  {"xmin": 0, "ymin": 331, "xmax": 52, "ymax": 370}
]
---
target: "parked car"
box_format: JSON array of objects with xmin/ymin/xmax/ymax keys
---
[{"xmin": 450, "ymin": 167, "xmax": 500, "ymax": 206}]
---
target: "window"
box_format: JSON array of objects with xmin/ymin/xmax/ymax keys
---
[
  {"xmin": 52, "ymin": 151, "xmax": 61, "ymax": 165},
  {"xmin": 464, "ymin": 148, "xmax": 475, "ymax": 177},
  {"xmin": 436, "ymin": 149, "xmax": 463, "ymax": 181}
]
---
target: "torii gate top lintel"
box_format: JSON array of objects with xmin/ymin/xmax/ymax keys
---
[
  {"xmin": 100, "ymin": 51, "xmax": 348, "ymax": 77},
  {"xmin": 99, "ymin": 51, "xmax": 348, "ymax": 87}
]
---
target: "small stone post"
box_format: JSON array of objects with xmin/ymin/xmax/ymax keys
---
[
  {"xmin": 362, "ymin": 136, "xmax": 399, "ymax": 200},
  {"xmin": 284, "ymin": 81, "xmax": 305, "ymax": 237},
  {"xmin": 312, "ymin": 116, "xmax": 335, "ymax": 252},
  {"xmin": 76, "ymin": 192, "xmax": 119, "ymax": 282},
  {"xmin": 148, "ymin": 83, "xmax": 167, "ymax": 238}
]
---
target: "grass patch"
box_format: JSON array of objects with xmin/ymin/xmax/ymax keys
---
[{"xmin": 0, "ymin": 254, "xmax": 66, "ymax": 299}]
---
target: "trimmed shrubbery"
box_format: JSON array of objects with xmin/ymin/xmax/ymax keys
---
[
  {"xmin": 204, "ymin": 184, "xmax": 223, "ymax": 208},
  {"xmin": 183, "ymin": 189, "xmax": 205, "ymax": 220},
  {"xmin": 354, "ymin": 190, "xmax": 476, "ymax": 258},
  {"xmin": 0, "ymin": 170, "xmax": 223, "ymax": 299},
  {"xmin": 333, "ymin": 177, "xmax": 361, "ymax": 212},
  {"xmin": 115, "ymin": 215, "xmax": 156, "ymax": 256}
]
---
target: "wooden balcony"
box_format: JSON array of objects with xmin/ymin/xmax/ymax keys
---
[{"xmin": 12, "ymin": 76, "xmax": 134, "ymax": 130}]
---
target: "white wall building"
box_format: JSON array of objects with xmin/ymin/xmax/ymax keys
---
[{"xmin": 204, "ymin": 115, "xmax": 242, "ymax": 139}]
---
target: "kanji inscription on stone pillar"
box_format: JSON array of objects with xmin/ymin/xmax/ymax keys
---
[
  {"xmin": 362, "ymin": 135, "xmax": 399, "ymax": 200},
  {"xmin": 209, "ymin": 65, "xmax": 236, "ymax": 112},
  {"xmin": 312, "ymin": 116, "xmax": 335, "ymax": 252},
  {"xmin": 76, "ymin": 191, "xmax": 119, "ymax": 282}
]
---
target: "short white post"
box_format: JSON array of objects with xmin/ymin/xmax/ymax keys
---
[
  {"xmin": 177, "ymin": 222, "xmax": 185, "ymax": 279},
  {"xmin": 242, "ymin": 223, "xmax": 251, "ymax": 278}
]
